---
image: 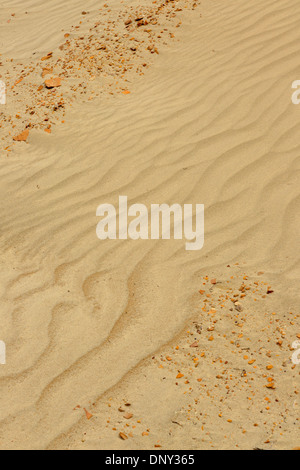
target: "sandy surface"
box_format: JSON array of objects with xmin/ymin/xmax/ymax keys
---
[{"xmin": 0, "ymin": 0, "xmax": 299, "ymax": 450}]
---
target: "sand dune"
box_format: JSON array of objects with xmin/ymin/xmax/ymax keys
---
[{"xmin": 0, "ymin": 0, "xmax": 299, "ymax": 450}]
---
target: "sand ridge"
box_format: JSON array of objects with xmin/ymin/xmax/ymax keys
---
[{"xmin": 0, "ymin": 0, "xmax": 299, "ymax": 450}]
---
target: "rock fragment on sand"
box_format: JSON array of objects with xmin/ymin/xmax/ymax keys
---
[
  {"xmin": 41, "ymin": 52, "xmax": 53, "ymax": 61},
  {"xmin": 84, "ymin": 408, "xmax": 93, "ymax": 420},
  {"xmin": 45, "ymin": 77, "xmax": 62, "ymax": 89},
  {"xmin": 13, "ymin": 129, "xmax": 29, "ymax": 142},
  {"xmin": 42, "ymin": 67, "xmax": 53, "ymax": 78}
]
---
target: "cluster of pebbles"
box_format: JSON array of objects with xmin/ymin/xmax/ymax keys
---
[
  {"xmin": 0, "ymin": 0, "xmax": 200, "ymax": 153},
  {"xmin": 151, "ymin": 267, "xmax": 299, "ymax": 448}
]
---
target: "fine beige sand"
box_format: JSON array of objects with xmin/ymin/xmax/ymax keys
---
[{"xmin": 0, "ymin": 0, "xmax": 299, "ymax": 450}]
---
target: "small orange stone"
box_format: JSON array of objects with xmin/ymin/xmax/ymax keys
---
[
  {"xmin": 13, "ymin": 129, "xmax": 29, "ymax": 142},
  {"xmin": 84, "ymin": 408, "xmax": 93, "ymax": 420},
  {"xmin": 45, "ymin": 77, "xmax": 62, "ymax": 88}
]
